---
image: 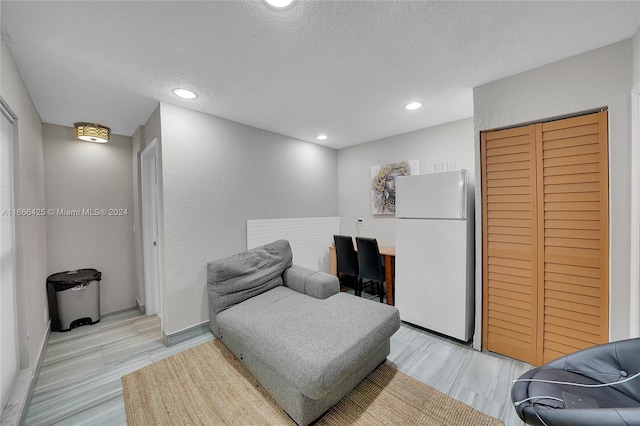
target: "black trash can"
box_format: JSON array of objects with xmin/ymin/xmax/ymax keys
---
[{"xmin": 47, "ymin": 269, "xmax": 102, "ymax": 332}]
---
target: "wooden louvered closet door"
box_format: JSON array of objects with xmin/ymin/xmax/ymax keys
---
[
  {"xmin": 482, "ymin": 125, "xmax": 539, "ymax": 365},
  {"xmin": 481, "ymin": 111, "xmax": 608, "ymax": 366},
  {"xmin": 537, "ymin": 112, "xmax": 609, "ymax": 364}
]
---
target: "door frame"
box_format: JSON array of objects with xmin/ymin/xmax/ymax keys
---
[
  {"xmin": 631, "ymin": 84, "xmax": 640, "ymax": 338},
  {"xmin": 0, "ymin": 100, "xmax": 20, "ymax": 410},
  {"xmin": 140, "ymin": 138, "xmax": 162, "ymax": 319}
]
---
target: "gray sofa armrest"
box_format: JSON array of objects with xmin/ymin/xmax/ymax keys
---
[{"xmin": 283, "ymin": 265, "xmax": 339, "ymax": 299}]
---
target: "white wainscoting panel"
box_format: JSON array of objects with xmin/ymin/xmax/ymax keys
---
[{"xmin": 247, "ymin": 217, "xmax": 340, "ymax": 272}]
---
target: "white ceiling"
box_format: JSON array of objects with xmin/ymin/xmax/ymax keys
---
[{"xmin": 2, "ymin": 1, "xmax": 639, "ymax": 149}]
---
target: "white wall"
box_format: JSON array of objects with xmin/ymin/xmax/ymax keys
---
[
  {"xmin": 1, "ymin": 35, "xmax": 48, "ymax": 367},
  {"xmin": 142, "ymin": 105, "xmax": 161, "ymax": 150},
  {"xmin": 43, "ymin": 124, "xmax": 136, "ymax": 314},
  {"xmin": 473, "ymin": 40, "xmax": 633, "ymax": 345},
  {"xmin": 634, "ymin": 25, "xmax": 640, "ymax": 86},
  {"xmin": 337, "ymin": 118, "xmax": 474, "ymax": 247},
  {"xmin": 131, "ymin": 126, "xmax": 145, "ymax": 310},
  {"xmin": 134, "ymin": 105, "xmax": 161, "ymax": 308},
  {"xmin": 632, "ymin": 27, "xmax": 640, "ymax": 337},
  {"xmin": 156, "ymin": 103, "xmax": 338, "ymax": 335}
]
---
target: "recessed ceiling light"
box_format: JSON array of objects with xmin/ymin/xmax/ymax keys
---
[
  {"xmin": 405, "ymin": 102, "xmax": 422, "ymax": 111},
  {"xmin": 173, "ymin": 88, "xmax": 197, "ymax": 100},
  {"xmin": 264, "ymin": 0, "xmax": 293, "ymax": 8},
  {"xmin": 316, "ymin": 134, "xmax": 328, "ymax": 141}
]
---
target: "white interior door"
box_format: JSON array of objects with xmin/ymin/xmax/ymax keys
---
[
  {"xmin": 0, "ymin": 103, "xmax": 19, "ymax": 414},
  {"xmin": 141, "ymin": 139, "xmax": 162, "ymax": 319}
]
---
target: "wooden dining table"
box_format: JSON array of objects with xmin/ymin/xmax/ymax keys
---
[{"xmin": 328, "ymin": 245, "xmax": 396, "ymax": 306}]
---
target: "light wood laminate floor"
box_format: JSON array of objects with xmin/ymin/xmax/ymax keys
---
[{"xmin": 24, "ymin": 305, "xmax": 531, "ymax": 425}]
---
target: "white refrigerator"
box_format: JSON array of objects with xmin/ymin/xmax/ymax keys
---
[{"xmin": 395, "ymin": 169, "xmax": 475, "ymax": 342}]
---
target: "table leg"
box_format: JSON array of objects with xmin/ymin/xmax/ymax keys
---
[{"xmin": 384, "ymin": 255, "xmax": 394, "ymax": 306}]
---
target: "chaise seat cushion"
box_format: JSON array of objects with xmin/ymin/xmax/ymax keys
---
[{"xmin": 216, "ymin": 286, "xmax": 400, "ymax": 400}]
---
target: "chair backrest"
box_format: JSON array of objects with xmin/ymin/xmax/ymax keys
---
[
  {"xmin": 356, "ymin": 237, "xmax": 384, "ymax": 282},
  {"xmin": 333, "ymin": 235, "xmax": 359, "ymax": 277}
]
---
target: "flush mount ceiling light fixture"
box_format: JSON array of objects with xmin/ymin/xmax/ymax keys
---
[
  {"xmin": 405, "ymin": 102, "xmax": 423, "ymax": 111},
  {"xmin": 74, "ymin": 122, "xmax": 110, "ymax": 143},
  {"xmin": 172, "ymin": 88, "xmax": 197, "ymax": 100},
  {"xmin": 316, "ymin": 134, "xmax": 328, "ymax": 141},
  {"xmin": 264, "ymin": 0, "xmax": 294, "ymax": 8}
]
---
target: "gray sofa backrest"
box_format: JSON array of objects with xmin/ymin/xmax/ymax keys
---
[{"xmin": 207, "ymin": 239, "xmax": 293, "ymax": 316}]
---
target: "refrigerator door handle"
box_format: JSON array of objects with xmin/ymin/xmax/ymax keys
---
[{"xmin": 459, "ymin": 170, "xmax": 467, "ymax": 220}]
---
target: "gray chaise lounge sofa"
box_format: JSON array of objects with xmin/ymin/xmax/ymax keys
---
[{"xmin": 207, "ymin": 239, "xmax": 400, "ymax": 425}]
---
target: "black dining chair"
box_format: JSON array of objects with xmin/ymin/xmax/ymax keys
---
[
  {"xmin": 333, "ymin": 235, "xmax": 359, "ymax": 290},
  {"xmin": 355, "ymin": 237, "xmax": 385, "ymax": 303}
]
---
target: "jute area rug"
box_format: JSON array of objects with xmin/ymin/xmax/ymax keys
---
[{"xmin": 122, "ymin": 339, "xmax": 503, "ymax": 425}]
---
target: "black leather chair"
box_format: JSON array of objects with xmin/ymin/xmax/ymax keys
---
[
  {"xmin": 333, "ymin": 235, "xmax": 359, "ymax": 290},
  {"xmin": 355, "ymin": 237, "xmax": 385, "ymax": 303},
  {"xmin": 511, "ymin": 337, "xmax": 640, "ymax": 426}
]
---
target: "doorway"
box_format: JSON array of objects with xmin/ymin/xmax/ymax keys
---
[{"xmin": 141, "ymin": 138, "xmax": 162, "ymax": 319}]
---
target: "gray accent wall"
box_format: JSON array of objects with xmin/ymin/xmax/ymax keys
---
[
  {"xmin": 154, "ymin": 103, "xmax": 338, "ymax": 335},
  {"xmin": 473, "ymin": 39, "xmax": 633, "ymax": 346},
  {"xmin": 43, "ymin": 124, "xmax": 136, "ymax": 314}
]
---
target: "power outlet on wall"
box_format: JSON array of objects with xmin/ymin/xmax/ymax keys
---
[{"xmin": 357, "ymin": 218, "xmax": 364, "ymax": 227}]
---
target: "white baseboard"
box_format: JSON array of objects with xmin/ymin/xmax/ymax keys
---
[{"xmin": 0, "ymin": 321, "xmax": 50, "ymax": 425}]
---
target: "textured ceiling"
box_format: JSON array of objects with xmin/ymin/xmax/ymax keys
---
[{"xmin": 2, "ymin": 1, "xmax": 639, "ymax": 149}]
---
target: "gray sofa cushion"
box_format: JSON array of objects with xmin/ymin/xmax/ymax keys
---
[
  {"xmin": 207, "ymin": 239, "xmax": 293, "ymax": 315},
  {"xmin": 283, "ymin": 265, "xmax": 339, "ymax": 299},
  {"xmin": 216, "ymin": 286, "xmax": 401, "ymax": 400}
]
